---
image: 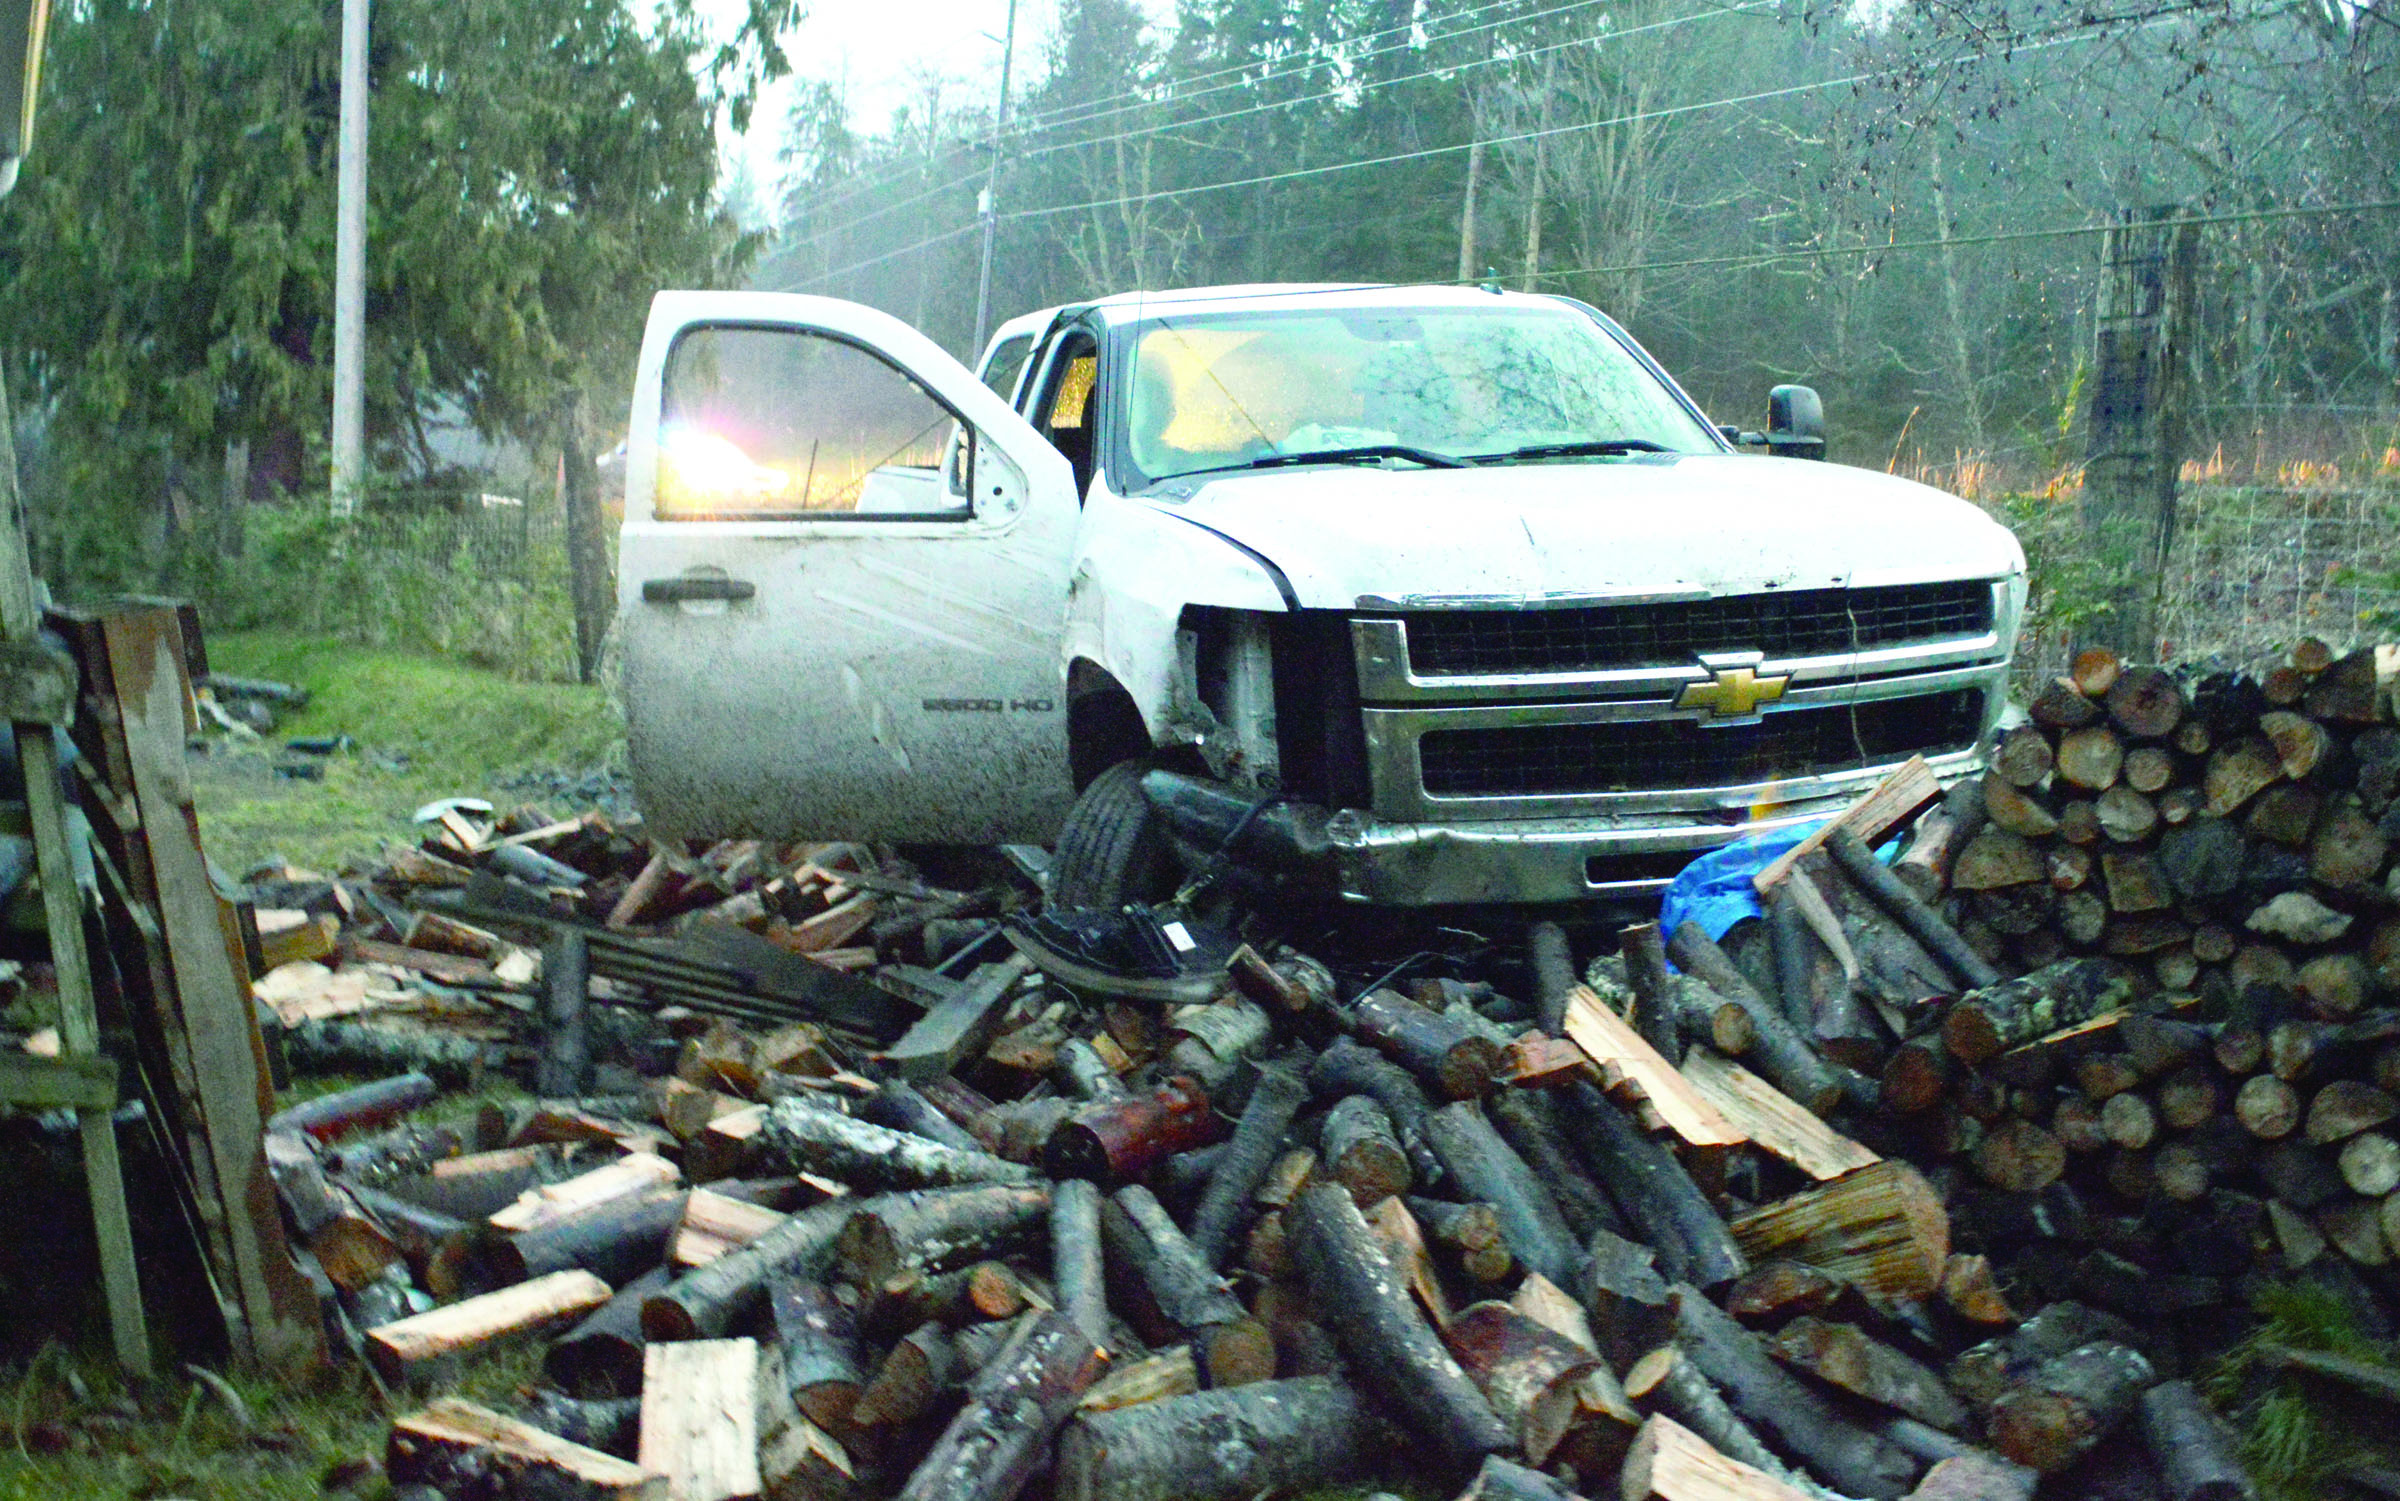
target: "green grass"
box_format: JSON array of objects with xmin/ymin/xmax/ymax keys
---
[
  {"xmin": 193, "ymin": 630, "xmax": 622, "ymax": 874},
  {"xmin": 0, "ymin": 1342, "xmax": 546, "ymax": 1500}
]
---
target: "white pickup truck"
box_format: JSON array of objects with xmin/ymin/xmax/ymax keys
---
[{"xmin": 617, "ymin": 283, "xmax": 2026, "ymax": 909}]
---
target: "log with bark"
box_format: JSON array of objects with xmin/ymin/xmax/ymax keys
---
[
  {"xmin": 1424, "ymin": 1100, "xmax": 1583, "ymax": 1289},
  {"xmin": 1054, "ymin": 1376, "xmax": 1389, "ymax": 1501},
  {"xmin": 1288, "ymin": 1180, "xmax": 1512, "ymax": 1462},
  {"xmin": 1101, "ymin": 1184, "xmax": 1275, "ymax": 1387},
  {"xmin": 389, "ymin": 1397, "xmax": 665, "ymax": 1500},
  {"xmin": 891, "ymin": 1311, "xmax": 1105, "ymax": 1501}
]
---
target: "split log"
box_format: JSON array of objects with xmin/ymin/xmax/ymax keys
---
[
  {"xmin": 639, "ymin": 1339, "xmax": 762, "ymax": 1501},
  {"xmin": 388, "ymin": 1397, "xmax": 664, "ymax": 1500},
  {"xmin": 1348, "ymin": 987, "xmax": 1505, "ymax": 1099},
  {"xmin": 1827, "ymin": 829, "xmax": 2001, "ymax": 989},
  {"xmin": 2204, "ymin": 738, "xmax": 2283, "ymax": 817},
  {"xmin": 1102, "ymin": 1184, "xmax": 1275, "ymax": 1387},
  {"xmin": 1769, "ymin": 1317, "xmax": 1967, "ymax": 1430},
  {"xmin": 1985, "ymin": 1340, "xmax": 2155, "ymax": 1474},
  {"xmin": 1288, "ymin": 1180, "xmax": 1512, "ymax": 1462},
  {"xmin": 761, "ymin": 1097, "xmax": 1034, "ymax": 1190},
  {"xmin": 1939, "ymin": 961, "xmax": 2137, "ymax": 1066},
  {"xmin": 671, "ymin": 1188, "xmax": 789, "ymax": 1269},
  {"xmin": 1054, "ymin": 1376, "xmax": 1387, "ymax": 1501},
  {"xmin": 1726, "ymin": 1161, "xmax": 1947, "ymax": 1301},
  {"xmin": 2031, "ymin": 678, "xmax": 2101, "ymax": 731},
  {"xmin": 2305, "ymin": 1080, "xmax": 2397, "ymax": 1145},
  {"xmin": 1903, "ymin": 1454, "xmax": 2038, "ymax": 1501},
  {"xmin": 1953, "ymin": 830, "xmax": 2046, "ymax": 890},
  {"xmin": 2096, "ymin": 786, "xmax": 2158, "ymax": 843},
  {"xmin": 1621, "ymin": 1413, "xmax": 1816, "ymax": 1501},
  {"xmin": 1043, "ymin": 1077, "xmax": 1222, "ymax": 1181},
  {"xmin": 1322, "ymin": 1093, "xmax": 1416, "ymax": 1207},
  {"xmin": 1426, "ymin": 1101, "xmax": 1582, "ymax": 1289},
  {"xmin": 892, "ymin": 1312, "xmax": 1105, "ymax": 1501},
  {"xmin": 1189, "ymin": 1062, "xmax": 1309, "ymax": 1268},
  {"xmin": 1368, "ymin": 1197, "xmax": 1453, "ymax": 1327},
  {"xmin": 1980, "ymin": 775, "xmax": 2059, "ymax": 839},
  {"xmin": 1991, "ymin": 725, "xmax": 2055, "ymax": 787},
  {"xmin": 850, "ymin": 1320, "xmax": 967, "ymax": 1430},
  {"xmin": 1667, "ymin": 923, "xmax": 1850, "ymax": 1117},
  {"xmin": 1670, "ymin": 1288, "xmax": 1920, "ymax": 1498},
  {"xmin": 367, "ymin": 1269, "xmax": 612, "ymax": 1386},
  {"xmin": 1581, "ymin": 1229, "xmax": 1674, "ymax": 1362},
  {"xmin": 1078, "ymin": 1345, "xmax": 1199, "ymax": 1412},
  {"xmin": 1562, "ymin": 1081, "xmax": 1747, "ymax": 1290},
  {"xmin": 1443, "ymin": 1300, "xmax": 1625, "ymax": 1465},
  {"xmin": 1049, "ymin": 1177, "xmax": 1107, "ymax": 1348},
  {"xmin": 1681, "ymin": 1051, "xmax": 1879, "ymax": 1182},
  {"xmin": 1895, "ymin": 782, "xmax": 1984, "ymax": 899},
  {"xmin": 1566, "ymin": 981, "xmax": 1752, "ymax": 1141},
  {"xmin": 769, "ymin": 1279, "xmax": 864, "ymax": 1431},
  {"xmin": 1942, "ymin": 1254, "xmax": 2017, "ymax": 1325}
]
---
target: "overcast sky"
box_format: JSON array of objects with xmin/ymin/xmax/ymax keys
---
[{"xmin": 700, "ymin": 0, "xmax": 1089, "ymax": 210}]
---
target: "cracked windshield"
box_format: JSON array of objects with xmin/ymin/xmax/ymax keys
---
[{"xmin": 1125, "ymin": 305, "xmax": 1719, "ymax": 482}]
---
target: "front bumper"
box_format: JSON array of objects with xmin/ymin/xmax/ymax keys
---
[
  {"xmin": 1324, "ymin": 750, "xmax": 1985, "ymax": 905},
  {"xmin": 1144, "ymin": 745, "xmax": 1984, "ymax": 908}
]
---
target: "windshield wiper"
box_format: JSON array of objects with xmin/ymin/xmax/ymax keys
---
[
  {"xmin": 1232, "ymin": 444, "xmax": 1467, "ymax": 471},
  {"xmin": 1467, "ymin": 438, "xmax": 1671, "ymax": 464}
]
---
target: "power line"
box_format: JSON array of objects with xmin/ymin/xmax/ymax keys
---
[
  {"xmin": 779, "ymin": 0, "xmax": 1774, "ymax": 267},
  {"xmin": 1521, "ymin": 196, "xmax": 2400, "ymax": 282},
  {"xmin": 779, "ymin": 7, "xmax": 2215, "ymax": 293},
  {"xmin": 1005, "ymin": 13, "xmax": 2174, "ymax": 223},
  {"xmin": 792, "ymin": 0, "xmax": 1632, "ymax": 224}
]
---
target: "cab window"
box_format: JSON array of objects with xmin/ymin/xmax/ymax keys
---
[
  {"xmin": 1029, "ymin": 332, "xmax": 1101, "ymax": 497},
  {"xmin": 979, "ymin": 333, "xmax": 1036, "ymax": 403},
  {"xmin": 656, "ymin": 325, "xmax": 973, "ymax": 520}
]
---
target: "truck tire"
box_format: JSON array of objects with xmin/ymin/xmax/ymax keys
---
[{"xmin": 1051, "ymin": 761, "xmax": 1176, "ymax": 910}]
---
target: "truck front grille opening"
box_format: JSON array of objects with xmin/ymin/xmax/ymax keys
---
[
  {"xmin": 1416, "ymin": 691, "xmax": 1984, "ymax": 799},
  {"xmin": 1397, "ymin": 581, "xmax": 1994, "ymax": 677}
]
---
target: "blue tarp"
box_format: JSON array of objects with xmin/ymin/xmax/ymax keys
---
[{"xmin": 1657, "ymin": 821, "xmax": 1830, "ymax": 952}]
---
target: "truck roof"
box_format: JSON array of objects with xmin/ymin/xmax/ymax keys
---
[{"xmin": 1014, "ymin": 281, "xmax": 1582, "ymax": 330}]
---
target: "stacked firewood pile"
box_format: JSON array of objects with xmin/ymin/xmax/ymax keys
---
[{"xmin": 238, "ymin": 645, "xmax": 2400, "ymax": 1501}]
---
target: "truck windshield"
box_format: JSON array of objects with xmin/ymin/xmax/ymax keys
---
[{"xmin": 1119, "ymin": 303, "xmax": 1718, "ymax": 486}]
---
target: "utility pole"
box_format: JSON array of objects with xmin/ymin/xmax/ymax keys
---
[
  {"xmin": 2078, "ymin": 205, "xmax": 2198, "ymax": 659},
  {"xmin": 971, "ymin": 0, "xmax": 1020, "ymax": 354},
  {"xmin": 331, "ymin": 0, "xmax": 370, "ymax": 517}
]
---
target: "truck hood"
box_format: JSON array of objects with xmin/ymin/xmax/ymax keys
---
[{"xmin": 1142, "ymin": 455, "xmax": 2025, "ymax": 609}]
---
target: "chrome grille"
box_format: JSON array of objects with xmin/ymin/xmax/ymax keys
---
[
  {"xmin": 1416, "ymin": 691, "xmax": 1985, "ymax": 798},
  {"xmin": 1396, "ymin": 581, "xmax": 1994, "ymax": 678}
]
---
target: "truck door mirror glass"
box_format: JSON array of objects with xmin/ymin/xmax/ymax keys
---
[
  {"xmin": 657, "ymin": 324, "xmax": 974, "ymax": 519},
  {"xmin": 1766, "ymin": 384, "xmax": 1826, "ymax": 460}
]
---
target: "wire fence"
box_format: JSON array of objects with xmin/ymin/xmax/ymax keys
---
[
  {"xmin": 176, "ymin": 493, "xmax": 589, "ymax": 681},
  {"xmin": 2005, "ymin": 477, "xmax": 2400, "ymax": 688}
]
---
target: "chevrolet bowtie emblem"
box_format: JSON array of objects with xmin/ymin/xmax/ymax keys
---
[{"xmin": 1677, "ymin": 658, "xmax": 1789, "ymax": 720}]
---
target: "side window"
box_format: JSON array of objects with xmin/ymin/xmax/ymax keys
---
[
  {"xmin": 1031, "ymin": 334, "xmax": 1101, "ymax": 497},
  {"xmin": 979, "ymin": 333, "xmax": 1035, "ymax": 402},
  {"xmin": 657, "ymin": 325, "xmax": 973, "ymax": 520}
]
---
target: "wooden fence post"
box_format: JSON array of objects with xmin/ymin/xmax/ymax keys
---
[{"xmin": 2078, "ymin": 205, "xmax": 2200, "ymax": 659}]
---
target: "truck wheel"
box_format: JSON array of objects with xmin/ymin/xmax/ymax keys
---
[{"xmin": 1051, "ymin": 761, "xmax": 1176, "ymax": 909}]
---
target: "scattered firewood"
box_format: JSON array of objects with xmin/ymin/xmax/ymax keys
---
[{"xmin": 389, "ymin": 1397, "xmax": 664, "ymax": 1500}]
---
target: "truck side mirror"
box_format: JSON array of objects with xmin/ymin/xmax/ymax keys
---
[{"xmin": 1766, "ymin": 384, "xmax": 1825, "ymax": 460}]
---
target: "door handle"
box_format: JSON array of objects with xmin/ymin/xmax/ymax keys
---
[{"xmin": 642, "ymin": 576, "xmax": 757, "ymax": 604}]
